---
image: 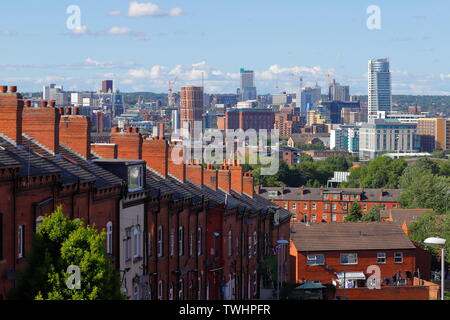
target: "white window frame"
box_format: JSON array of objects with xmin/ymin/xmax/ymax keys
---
[
  {"xmin": 307, "ymin": 254, "xmax": 325, "ymax": 266},
  {"xmin": 133, "ymin": 225, "xmax": 141, "ymax": 259},
  {"xmin": 253, "ymin": 231, "xmax": 257, "ymax": 256},
  {"xmin": 157, "ymin": 226, "xmax": 163, "ymax": 258},
  {"xmin": 35, "ymin": 216, "xmax": 43, "ymax": 232},
  {"xmin": 340, "ymin": 253, "xmax": 358, "ymax": 265},
  {"xmin": 332, "ymin": 203, "xmax": 337, "ymax": 210},
  {"xmin": 377, "ymin": 252, "xmax": 386, "ymax": 264},
  {"xmin": 106, "ymin": 221, "xmax": 113, "ymax": 255},
  {"xmin": 332, "ymin": 214, "xmax": 337, "ymax": 222},
  {"xmin": 179, "ymin": 279, "xmax": 184, "ymax": 300},
  {"xmin": 394, "ymin": 252, "xmax": 403, "ymax": 264},
  {"xmin": 170, "ymin": 229, "xmax": 175, "ymax": 257},
  {"xmin": 197, "ymin": 228, "xmax": 202, "ymax": 256},
  {"xmin": 311, "ymin": 214, "xmax": 317, "ymax": 221},
  {"xmin": 248, "ymin": 236, "xmax": 252, "ymax": 259},
  {"xmin": 158, "ymin": 280, "xmax": 163, "ymax": 300},
  {"xmin": 304, "ymin": 203, "xmax": 308, "ymax": 210},
  {"xmin": 18, "ymin": 225, "xmax": 24, "ymax": 259},
  {"xmin": 292, "ymin": 203, "xmax": 297, "ymax": 210},
  {"xmin": 312, "ymin": 203, "xmax": 317, "ymax": 210},
  {"xmin": 178, "ymin": 226, "xmax": 184, "ymax": 257}
]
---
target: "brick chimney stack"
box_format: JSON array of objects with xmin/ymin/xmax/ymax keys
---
[
  {"xmin": 230, "ymin": 158, "xmax": 243, "ymax": 194},
  {"xmin": 23, "ymin": 98, "xmax": 60, "ymax": 154},
  {"xmin": 243, "ymin": 172, "xmax": 255, "ymax": 198},
  {"xmin": 186, "ymin": 159, "xmax": 203, "ymax": 187},
  {"xmin": 59, "ymin": 112, "xmax": 91, "ymax": 159},
  {"xmin": 110, "ymin": 126, "xmax": 143, "ymax": 160},
  {"xmin": 204, "ymin": 164, "xmax": 218, "ymax": 190},
  {"xmin": 142, "ymin": 135, "xmax": 169, "ymax": 178},
  {"xmin": 0, "ymin": 85, "xmax": 24, "ymax": 145},
  {"xmin": 218, "ymin": 160, "xmax": 232, "ymax": 193}
]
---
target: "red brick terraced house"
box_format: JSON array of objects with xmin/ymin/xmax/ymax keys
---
[
  {"xmin": 258, "ymin": 186, "xmax": 401, "ymax": 223},
  {"xmin": 0, "ymin": 86, "xmax": 292, "ymax": 300},
  {"xmin": 289, "ymin": 222, "xmax": 433, "ymax": 300}
]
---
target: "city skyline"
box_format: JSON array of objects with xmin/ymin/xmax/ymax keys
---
[{"xmin": 1, "ymin": 1, "xmax": 450, "ymax": 94}]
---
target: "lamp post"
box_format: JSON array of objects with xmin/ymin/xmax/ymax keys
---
[
  {"xmin": 276, "ymin": 239, "xmax": 289, "ymax": 300},
  {"xmin": 424, "ymin": 237, "xmax": 447, "ymax": 300}
]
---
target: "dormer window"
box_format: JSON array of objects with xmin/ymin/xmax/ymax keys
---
[
  {"xmin": 268, "ymin": 191, "xmax": 278, "ymax": 198},
  {"xmin": 128, "ymin": 165, "xmax": 144, "ymax": 191}
]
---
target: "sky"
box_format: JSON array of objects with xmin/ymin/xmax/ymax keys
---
[{"xmin": 1, "ymin": 0, "xmax": 450, "ymax": 95}]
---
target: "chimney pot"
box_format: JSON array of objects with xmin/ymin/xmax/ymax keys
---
[
  {"xmin": 74, "ymin": 107, "xmax": 80, "ymax": 115},
  {"xmin": 49, "ymin": 100, "xmax": 56, "ymax": 108},
  {"xmin": 113, "ymin": 127, "xmax": 120, "ymax": 133},
  {"xmin": 134, "ymin": 127, "xmax": 140, "ymax": 133},
  {"xmin": 66, "ymin": 107, "xmax": 72, "ymax": 115},
  {"xmin": 41, "ymin": 100, "xmax": 48, "ymax": 108},
  {"xmin": 24, "ymin": 100, "xmax": 31, "ymax": 107},
  {"xmin": 9, "ymin": 86, "xmax": 17, "ymax": 93},
  {"xmin": 0, "ymin": 86, "xmax": 7, "ymax": 93},
  {"xmin": 127, "ymin": 127, "xmax": 133, "ymax": 133},
  {"xmin": 58, "ymin": 107, "xmax": 65, "ymax": 115}
]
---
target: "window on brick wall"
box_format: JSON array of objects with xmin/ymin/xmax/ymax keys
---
[
  {"xmin": 158, "ymin": 280, "xmax": 163, "ymax": 300},
  {"xmin": 292, "ymin": 203, "xmax": 297, "ymax": 210},
  {"xmin": 304, "ymin": 203, "xmax": 308, "ymax": 210},
  {"xmin": 178, "ymin": 227, "xmax": 184, "ymax": 257},
  {"xmin": 253, "ymin": 232, "xmax": 257, "ymax": 257},
  {"xmin": 395, "ymin": 252, "xmax": 403, "ymax": 264},
  {"xmin": 332, "ymin": 214, "xmax": 337, "ymax": 222},
  {"xmin": 197, "ymin": 228, "xmax": 202, "ymax": 256},
  {"xmin": 133, "ymin": 225, "xmax": 141, "ymax": 259},
  {"xmin": 340, "ymin": 253, "xmax": 358, "ymax": 265},
  {"xmin": 18, "ymin": 225, "xmax": 25, "ymax": 259},
  {"xmin": 312, "ymin": 203, "xmax": 317, "ymax": 210},
  {"xmin": 170, "ymin": 229, "xmax": 175, "ymax": 257},
  {"xmin": 307, "ymin": 254, "xmax": 325, "ymax": 266},
  {"xmin": 35, "ymin": 216, "xmax": 43, "ymax": 232},
  {"xmin": 377, "ymin": 253, "xmax": 386, "ymax": 264},
  {"xmin": 106, "ymin": 221, "xmax": 113, "ymax": 255},
  {"xmin": 157, "ymin": 226, "xmax": 163, "ymax": 258},
  {"xmin": 248, "ymin": 235, "xmax": 252, "ymax": 259}
]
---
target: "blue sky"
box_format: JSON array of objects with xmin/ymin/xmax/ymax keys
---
[{"xmin": 1, "ymin": 0, "xmax": 450, "ymax": 94}]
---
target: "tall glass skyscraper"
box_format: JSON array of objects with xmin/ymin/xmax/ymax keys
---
[
  {"xmin": 239, "ymin": 68, "xmax": 257, "ymax": 101},
  {"xmin": 368, "ymin": 58, "xmax": 392, "ymax": 119}
]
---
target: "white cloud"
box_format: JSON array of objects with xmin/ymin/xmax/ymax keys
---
[
  {"xmin": 127, "ymin": 1, "xmax": 183, "ymax": 17},
  {"xmin": 104, "ymin": 26, "xmax": 132, "ymax": 35},
  {"xmin": 71, "ymin": 25, "xmax": 88, "ymax": 35},
  {"xmin": 0, "ymin": 30, "xmax": 16, "ymax": 36}
]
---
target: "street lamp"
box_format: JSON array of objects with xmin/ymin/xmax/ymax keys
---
[
  {"xmin": 276, "ymin": 239, "xmax": 289, "ymax": 300},
  {"xmin": 424, "ymin": 237, "xmax": 447, "ymax": 300}
]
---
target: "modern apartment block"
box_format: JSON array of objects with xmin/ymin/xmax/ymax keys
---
[
  {"xmin": 225, "ymin": 108, "xmax": 275, "ymax": 131},
  {"xmin": 359, "ymin": 119, "xmax": 420, "ymax": 160},
  {"xmin": 180, "ymin": 86, "xmax": 204, "ymax": 138},
  {"xmin": 417, "ymin": 118, "xmax": 448, "ymax": 152}
]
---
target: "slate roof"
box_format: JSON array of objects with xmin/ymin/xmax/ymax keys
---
[
  {"xmin": 259, "ymin": 187, "xmax": 401, "ymax": 202},
  {"xmin": 380, "ymin": 209, "xmax": 433, "ymax": 226},
  {"xmin": 145, "ymin": 169, "xmax": 291, "ymax": 221},
  {"xmin": 291, "ymin": 222, "xmax": 416, "ymax": 252},
  {"xmin": 0, "ymin": 135, "xmax": 123, "ymax": 189}
]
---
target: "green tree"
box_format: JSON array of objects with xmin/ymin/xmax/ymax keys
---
[
  {"xmin": 346, "ymin": 202, "xmax": 362, "ymax": 222},
  {"xmin": 409, "ymin": 213, "xmax": 450, "ymax": 264},
  {"xmin": 8, "ymin": 207, "xmax": 124, "ymax": 300},
  {"xmin": 361, "ymin": 205, "xmax": 384, "ymax": 222},
  {"xmin": 399, "ymin": 167, "xmax": 450, "ymax": 214},
  {"xmin": 344, "ymin": 157, "xmax": 407, "ymax": 189}
]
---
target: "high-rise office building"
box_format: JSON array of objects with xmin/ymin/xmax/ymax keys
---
[
  {"xmin": 102, "ymin": 80, "xmax": 114, "ymax": 94},
  {"xmin": 300, "ymin": 85, "xmax": 321, "ymax": 118},
  {"xmin": 328, "ymin": 79, "xmax": 350, "ymax": 102},
  {"xmin": 368, "ymin": 58, "xmax": 392, "ymax": 119},
  {"xmin": 180, "ymin": 86, "xmax": 204, "ymax": 138},
  {"xmin": 239, "ymin": 68, "xmax": 257, "ymax": 101}
]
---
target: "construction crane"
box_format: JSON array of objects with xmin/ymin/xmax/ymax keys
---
[{"xmin": 168, "ymin": 77, "xmax": 178, "ymax": 107}]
